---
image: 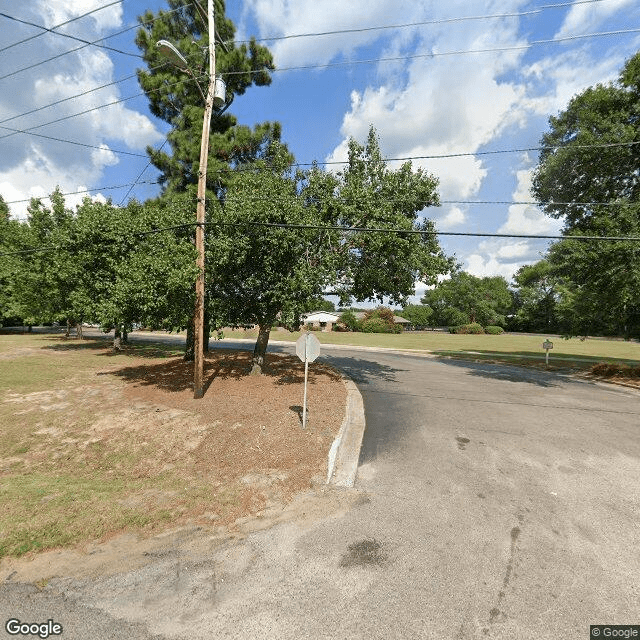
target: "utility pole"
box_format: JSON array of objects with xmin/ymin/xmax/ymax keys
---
[{"xmin": 193, "ymin": 0, "xmax": 215, "ymax": 399}]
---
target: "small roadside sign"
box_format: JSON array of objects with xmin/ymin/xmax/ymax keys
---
[
  {"xmin": 542, "ymin": 340, "xmax": 553, "ymax": 366},
  {"xmin": 296, "ymin": 332, "xmax": 320, "ymax": 363},
  {"xmin": 295, "ymin": 332, "xmax": 321, "ymax": 429}
]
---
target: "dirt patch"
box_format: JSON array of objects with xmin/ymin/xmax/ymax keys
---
[{"xmin": 0, "ymin": 337, "xmax": 348, "ymax": 562}]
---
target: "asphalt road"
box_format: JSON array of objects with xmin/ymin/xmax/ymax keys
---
[{"xmin": 2, "ymin": 333, "xmax": 640, "ymax": 639}]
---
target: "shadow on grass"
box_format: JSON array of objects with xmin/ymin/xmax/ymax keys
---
[
  {"xmin": 99, "ymin": 350, "xmax": 342, "ymax": 395},
  {"xmin": 41, "ymin": 336, "xmax": 185, "ymax": 359}
]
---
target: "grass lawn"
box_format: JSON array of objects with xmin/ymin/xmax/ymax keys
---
[{"xmin": 229, "ymin": 328, "xmax": 640, "ymax": 369}]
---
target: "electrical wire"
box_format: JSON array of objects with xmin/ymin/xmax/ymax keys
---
[
  {"xmin": 0, "ymin": 64, "xmax": 167, "ymax": 127},
  {"xmin": 0, "ymin": 3, "xmax": 193, "ymax": 82},
  {"xmin": 0, "ymin": 128, "xmax": 148, "ymax": 159},
  {"xmin": 118, "ymin": 139, "xmax": 171, "ymax": 206},
  {"xmin": 0, "ymin": 0, "xmax": 123, "ymax": 52},
  {"xmin": 2, "ymin": 221, "xmax": 639, "ymax": 258},
  {"xmin": 222, "ymin": 27, "xmax": 640, "ymax": 76},
  {"xmin": 0, "ymin": 11, "xmax": 140, "ymax": 58},
  {"xmin": 230, "ymin": 0, "xmax": 611, "ymax": 45},
  {"xmin": 0, "ymin": 71, "xmax": 208, "ymax": 142}
]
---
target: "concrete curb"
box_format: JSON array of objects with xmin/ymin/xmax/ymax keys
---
[{"xmin": 326, "ymin": 372, "xmax": 366, "ymax": 488}]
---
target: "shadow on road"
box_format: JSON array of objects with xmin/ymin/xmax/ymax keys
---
[{"xmin": 434, "ymin": 356, "xmax": 563, "ymax": 388}]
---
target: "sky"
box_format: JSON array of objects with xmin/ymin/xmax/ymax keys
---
[{"xmin": 1, "ymin": 0, "xmax": 639, "ymax": 305}]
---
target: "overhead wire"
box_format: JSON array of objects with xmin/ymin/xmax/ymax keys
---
[
  {"xmin": 2, "ymin": 220, "xmax": 639, "ymax": 258},
  {"xmin": 0, "ymin": 71, "xmax": 209, "ymax": 142},
  {"xmin": 0, "ymin": 3, "xmax": 194, "ymax": 82},
  {"xmin": 0, "ymin": 0, "xmax": 124, "ymax": 52},
  {"xmin": 221, "ymin": 27, "xmax": 640, "ymax": 76},
  {"xmin": 0, "ymin": 10, "xmax": 140, "ymax": 58},
  {"xmin": 231, "ymin": 0, "xmax": 611, "ymax": 44}
]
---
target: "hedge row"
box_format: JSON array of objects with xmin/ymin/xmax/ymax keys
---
[{"xmin": 449, "ymin": 324, "xmax": 505, "ymax": 335}]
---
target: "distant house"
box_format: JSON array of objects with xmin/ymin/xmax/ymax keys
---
[{"xmin": 302, "ymin": 311, "xmax": 340, "ymax": 332}]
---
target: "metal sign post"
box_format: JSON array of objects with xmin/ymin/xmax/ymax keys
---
[
  {"xmin": 296, "ymin": 332, "xmax": 320, "ymax": 429},
  {"xmin": 542, "ymin": 340, "xmax": 553, "ymax": 366}
]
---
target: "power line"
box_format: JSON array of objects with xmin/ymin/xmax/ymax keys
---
[
  {"xmin": 0, "ymin": 127, "xmax": 148, "ymax": 159},
  {"xmin": 0, "ymin": 0, "xmax": 123, "ymax": 52},
  {"xmin": 0, "ymin": 3, "xmax": 193, "ymax": 82},
  {"xmin": 0, "ymin": 11, "xmax": 139, "ymax": 58},
  {"xmin": 118, "ymin": 138, "xmax": 171, "ymax": 206},
  {"xmin": 231, "ymin": 0, "xmax": 610, "ymax": 45},
  {"xmin": 3, "ymin": 220, "xmax": 639, "ymax": 258},
  {"xmin": 222, "ymin": 27, "xmax": 640, "ymax": 76},
  {"xmin": 0, "ymin": 24, "xmax": 144, "ymax": 83},
  {"xmin": 3, "ymin": 181, "xmax": 161, "ymax": 206},
  {"xmin": 0, "ymin": 72, "xmax": 207, "ymax": 143},
  {"xmin": 227, "ymin": 221, "xmax": 640, "ymax": 242}
]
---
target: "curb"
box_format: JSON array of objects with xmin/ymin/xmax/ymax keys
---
[{"xmin": 326, "ymin": 372, "xmax": 366, "ymax": 488}]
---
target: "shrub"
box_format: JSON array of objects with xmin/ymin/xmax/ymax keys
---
[
  {"xmin": 338, "ymin": 311, "xmax": 360, "ymax": 332},
  {"xmin": 450, "ymin": 323, "xmax": 485, "ymax": 334},
  {"xmin": 484, "ymin": 325, "xmax": 505, "ymax": 335},
  {"xmin": 360, "ymin": 317, "xmax": 397, "ymax": 333}
]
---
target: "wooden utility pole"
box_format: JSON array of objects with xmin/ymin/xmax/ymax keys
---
[{"xmin": 193, "ymin": 0, "xmax": 215, "ymax": 399}]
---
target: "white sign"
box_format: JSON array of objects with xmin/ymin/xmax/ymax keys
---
[
  {"xmin": 542, "ymin": 340, "xmax": 553, "ymax": 350},
  {"xmin": 296, "ymin": 332, "xmax": 320, "ymax": 363},
  {"xmin": 295, "ymin": 332, "xmax": 321, "ymax": 430}
]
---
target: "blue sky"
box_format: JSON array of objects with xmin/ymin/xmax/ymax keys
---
[{"xmin": 1, "ymin": 0, "xmax": 639, "ymax": 304}]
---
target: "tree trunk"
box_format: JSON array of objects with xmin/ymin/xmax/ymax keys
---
[
  {"xmin": 113, "ymin": 325, "xmax": 121, "ymax": 352},
  {"xmin": 77, "ymin": 322, "xmax": 83, "ymax": 340},
  {"xmin": 65, "ymin": 318, "xmax": 71, "ymax": 338},
  {"xmin": 251, "ymin": 324, "xmax": 271, "ymax": 375},
  {"xmin": 184, "ymin": 318, "xmax": 195, "ymax": 362},
  {"xmin": 203, "ymin": 306, "xmax": 210, "ymax": 354},
  {"xmin": 122, "ymin": 328, "xmax": 128, "ymax": 344}
]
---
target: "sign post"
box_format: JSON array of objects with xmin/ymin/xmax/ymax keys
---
[
  {"xmin": 296, "ymin": 332, "xmax": 320, "ymax": 429},
  {"xmin": 542, "ymin": 340, "xmax": 553, "ymax": 366}
]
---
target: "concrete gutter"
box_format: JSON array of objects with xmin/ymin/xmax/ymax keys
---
[{"xmin": 326, "ymin": 372, "xmax": 366, "ymax": 488}]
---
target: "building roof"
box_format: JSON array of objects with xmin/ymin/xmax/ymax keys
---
[{"xmin": 302, "ymin": 311, "xmax": 340, "ymax": 323}]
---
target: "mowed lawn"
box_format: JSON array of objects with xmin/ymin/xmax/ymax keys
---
[{"xmin": 228, "ymin": 328, "xmax": 640, "ymax": 368}]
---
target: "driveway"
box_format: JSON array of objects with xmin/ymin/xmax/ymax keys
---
[{"xmin": 2, "ymin": 337, "xmax": 639, "ymax": 639}]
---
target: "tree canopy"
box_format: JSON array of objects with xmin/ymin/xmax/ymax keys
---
[
  {"xmin": 532, "ymin": 50, "xmax": 640, "ymax": 338},
  {"xmin": 421, "ymin": 271, "xmax": 512, "ymax": 327}
]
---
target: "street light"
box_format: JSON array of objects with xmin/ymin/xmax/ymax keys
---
[
  {"xmin": 156, "ymin": 39, "xmax": 189, "ymax": 70},
  {"xmin": 156, "ymin": 0, "xmax": 216, "ymax": 399}
]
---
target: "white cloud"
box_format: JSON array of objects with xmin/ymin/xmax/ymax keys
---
[
  {"xmin": 555, "ymin": 0, "xmax": 636, "ymax": 39},
  {"xmin": 436, "ymin": 205, "xmax": 466, "ymax": 230},
  {"xmin": 243, "ymin": 0, "xmax": 424, "ymax": 67},
  {"xmin": 0, "ymin": 7, "xmax": 162, "ymax": 218},
  {"xmin": 498, "ymin": 168, "xmax": 562, "ymax": 236},
  {"xmin": 466, "ymin": 253, "xmax": 523, "ymax": 280},
  {"xmin": 36, "ymin": 0, "xmax": 123, "ymax": 32},
  {"xmin": 320, "ymin": 2, "xmax": 528, "ymax": 205}
]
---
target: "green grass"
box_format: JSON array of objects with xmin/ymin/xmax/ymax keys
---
[{"xmin": 233, "ymin": 329, "xmax": 640, "ymax": 367}]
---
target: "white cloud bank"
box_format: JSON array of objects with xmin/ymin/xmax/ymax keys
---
[{"xmin": 0, "ymin": 3, "xmax": 162, "ymax": 218}]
